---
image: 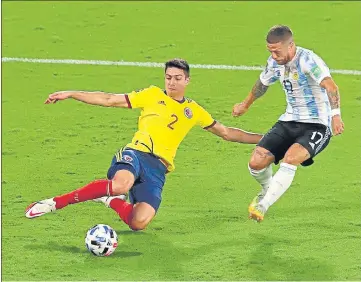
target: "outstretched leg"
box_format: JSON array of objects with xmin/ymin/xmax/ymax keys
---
[
  {"xmin": 97, "ymin": 178, "xmax": 162, "ymax": 231},
  {"xmin": 25, "ymin": 169, "xmax": 134, "ymax": 219},
  {"xmin": 109, "ymin": 199, "xmax": 156, "ymax": 231},
  {"xmin": 97, "ymin": 149, "xmax": 166, "ymax": 231}
]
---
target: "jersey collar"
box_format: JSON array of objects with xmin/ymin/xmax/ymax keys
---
[{"xmin": 163, "ymin": 90, "xmax": 186, "ymax": 104}]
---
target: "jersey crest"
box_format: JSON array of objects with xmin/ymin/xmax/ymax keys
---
[
  {"xmin": 292, "ymin": 72, "xmax": 299, "ymax": 81},
  {"xmin": 184, "ymin": 107, "xmax": 193, "ymax": 119}
]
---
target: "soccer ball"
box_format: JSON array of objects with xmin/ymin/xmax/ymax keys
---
[{"xmin": 85, "ymin": 224, "xmax": 118, "ymax": 256}]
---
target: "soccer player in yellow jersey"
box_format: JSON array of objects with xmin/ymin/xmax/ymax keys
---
[{"xmin": 25, "ymin": 59, "xmax": 263, "ymax": 231}]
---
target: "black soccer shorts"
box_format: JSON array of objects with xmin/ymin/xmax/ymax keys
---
[{"xmin": 257, "ymin": 121, "xmax": 332, "ymax": 166}]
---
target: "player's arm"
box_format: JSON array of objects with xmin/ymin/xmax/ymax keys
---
[
  {"xmin": 320, "ymin": 77, "xmax": 344, "ymax": 135},
  {"xmin": 320, "ymin": 77, "xmax": 340, "ymax": 110},
  {"xmin": 233, "ymin": 59, "xmax": 276, "ymax": 117},
  {"xmin": 303, "ymin": 56, "xmax": 341, "ymax": 111},
  {"xmin": 232, "ymin": 79, "xmax": 269, "ymax": 116},
  {"xmin": 44, "ymin": 91, "xmax": 130, "ymax": 108},
  {"xmin": 302, "ymin": 55, "xmax": 344, "ymax": 136},
  {"xmin": 206, "ymin": 121, "xmax": 263, "ymax": 144}
]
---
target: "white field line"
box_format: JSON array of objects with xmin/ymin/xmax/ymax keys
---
[{"xmin": 2, "ymin": 57, "xmax": 361, "ymax": 76}]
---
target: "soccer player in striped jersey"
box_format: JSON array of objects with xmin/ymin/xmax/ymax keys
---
[
  {"xmin": 25, "ymin": 59, "xmax": 263, "ymax": 231},
  {"xmin": 232, "ymin": 25, "xmax": 344, "ymax": 222}
]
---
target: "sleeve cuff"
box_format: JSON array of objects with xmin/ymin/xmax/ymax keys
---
[
  {"xmin": 203, "ymin": 120, "xmax": 217, "ymax": 130},
  {"xmin": 125, "ymin": 94, "xmax": 132, "ymax": 108},
  {"xmin": 317, "ymin": 74, "xmax": 331, "ymax": 85},
  {"xmin": 259, "ymin": 75, "xmax": 270, "ymax": 86}
]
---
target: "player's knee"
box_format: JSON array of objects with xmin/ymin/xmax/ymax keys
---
[
  {"xmin": 129, "ymin": 206, "xmax": 155, "ymax": 231},
  {"xmin": 283, "ymin": 155, "xmax": 299, "ymax": 165},
  {"xmin": 128, "ymin": 217, "xmax": 149, "ymax": 231},
  {"xmin": 248, "ymin": 159, "xmax": 266, "ymax": 171},
  {"xmin": 111, "ymin": 178, "xmax": 133, "ymax": 195},
  {"xmin": 111, "ymin": 170, "xmax": 135, "ymax": 195},
  {"xmin": 249, "ymin": 147, "xmax": 274, "ymax": 170}
]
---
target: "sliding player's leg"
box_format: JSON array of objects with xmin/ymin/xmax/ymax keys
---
[
  {"xmin": 25, "ymin": 149, "xmax": 138, "ymax": 219},
  {"xmin": 96, "ymin": 149, "xmax": 167, "ymax": 230}
]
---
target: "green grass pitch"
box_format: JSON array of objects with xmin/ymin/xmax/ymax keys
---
[{"xmin": 2, "ymin": 1, "xmax": 361, "ymax": 280}]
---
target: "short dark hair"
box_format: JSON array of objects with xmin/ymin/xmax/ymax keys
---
[
  {"xmin": 165, "ymin": 58, "xmax": 190, "ymax": 77},
  {"xmin": 266, "ymin": 25, "xmax": 293, "ymax": 44}
]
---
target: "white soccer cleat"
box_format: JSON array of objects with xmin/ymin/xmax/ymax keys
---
[
  {"xmin": 93, "ymin": 195, "xmax": 127, "ymax": 207},
  {"xmin": 25, "ymin": 198, "xmax": 57, "ymax": 219}
]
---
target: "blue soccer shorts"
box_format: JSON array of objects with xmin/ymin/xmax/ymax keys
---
[{"xmin": 107, "ymin": 148, "xmax": 167, "ymax": 211}]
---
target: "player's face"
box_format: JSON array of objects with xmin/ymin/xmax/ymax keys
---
[
  {"xmin": 267, "ymin": 41, "xmax": 293, "ymax": 65},
  {"xmin": 165, "ymin": 67, "xmax": 190, "ymax": 95}
]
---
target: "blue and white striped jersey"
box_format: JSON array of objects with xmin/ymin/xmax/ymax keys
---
[{"xmin": 260, "ymin": 47, "xmax": 332, "ymax": 128}]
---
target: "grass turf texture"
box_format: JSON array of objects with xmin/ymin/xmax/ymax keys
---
[{"xmin": 2, "ymin": 1, "xmax": 361, "ymax": 280}]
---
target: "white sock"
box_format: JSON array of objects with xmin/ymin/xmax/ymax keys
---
[
  {"xmin": 248, "ymin": 164, "xmax": 273, "ymax": 195},
  {"xmin": 259, "ymin": 162, "xmax": 297, "ymax": 210}
]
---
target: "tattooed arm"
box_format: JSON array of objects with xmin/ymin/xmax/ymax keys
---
[
  {"xmin": 250, "ymin": 79, "xmax": 269, "ymax": 100},
  {"xmin": 320, "ymin": 77, "xmax": 344, "ymax": 135},
  {"xmin": 232, "ymin": 79, "xmax": 269, "ymax": 116},
  {"xmin": 320, "ymin": 77, "xmax": 340, "ymax": 109}
]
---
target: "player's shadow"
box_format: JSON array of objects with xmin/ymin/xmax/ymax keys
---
[
  {"xmin": 24, "ymin": 242, "xmax": 142, "ymax": 258},
  {"xmin": 116, "ymin": 229, "xmax": 148, "ymax": 236},
  {"xmin": 115, "ymin": 228, "xmax": 186, "ymax": 278}
]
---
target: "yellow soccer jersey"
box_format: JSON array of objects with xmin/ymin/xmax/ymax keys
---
[{"xmin": 124, "ymin": 85, "xmax": 215, "ymax": 172}]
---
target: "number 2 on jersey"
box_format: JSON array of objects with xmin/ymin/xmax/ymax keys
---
[{"xmin": 167, "ymin": 114, "xmax": 178, "ymax": 130}]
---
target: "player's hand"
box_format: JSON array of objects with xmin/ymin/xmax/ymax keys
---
[
  {"xmin": 44, "ymin": 91, "xmax": 72, "ymax": 104},
  {"xmin": 232, "ymin": 102, "xmax": 249, "ymax": 117},
  {"xmin": 332, "ymin": 115, "xmax": 344, "ymax": 136}
]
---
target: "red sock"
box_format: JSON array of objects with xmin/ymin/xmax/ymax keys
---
[
  {"xmin": 54, "ymin": 179, "xmax": 112, "ymax": 209},
  {"xmin": 109, "ymin": 198, "xmax": 133, "ymax": 226}
]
